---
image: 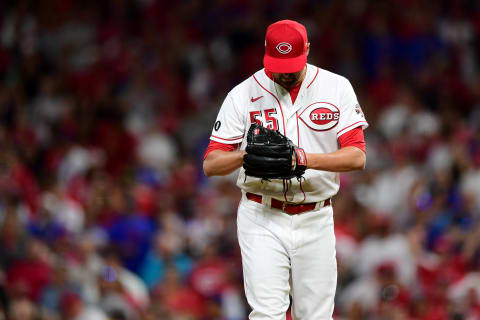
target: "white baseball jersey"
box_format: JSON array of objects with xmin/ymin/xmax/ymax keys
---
[{"xmin": 210, "ymin": 63, "xmax": 368, "ymax": 202}]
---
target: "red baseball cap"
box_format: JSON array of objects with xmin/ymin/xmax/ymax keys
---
[{"xmin": 263, "ymin": 20, "xmax": 308, "ymax": 74}]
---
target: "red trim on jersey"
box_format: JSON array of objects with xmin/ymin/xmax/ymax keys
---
[
  {"xmin": 338, "ymin": 127, "xmax": 366, "ymax": 153},
  {"xmin": 296, "ymin": 111, "xmax": 300, "ymax": 146},
  {"xmin": 337, "ymin": 121, "xmax": 368, "ymax": 137},
  {"xmin": 203, "ymin": 140, "xmax": 240, "ymax": 160},
  {"xmin": 264, "ymin": 69, "xmax": 302, "ymax": 104},
  {"xmin": 306, "ymin": 67, "xmax": 319, "ymax": 88},
  {"xmin": 210, "ymin": 134, "xmax": 244, "ymax": 142},
  {"xmin": 253, "ymin": 74, "xmax": 286, "ymax": 135}
]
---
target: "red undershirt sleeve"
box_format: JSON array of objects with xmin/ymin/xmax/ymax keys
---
[
  {"xmin": 338, "ymin": 127, "xmax": 366, "ymax": 153},
  {"xmin": 203, "ymin": 140, "xmax": 240, "ymax": 160}
]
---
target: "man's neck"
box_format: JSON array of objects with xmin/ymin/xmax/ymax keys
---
[
  {"xmin": 290, "ymin": 66, "xmax": 307, "ymax": 88},
  {"xmin": 265, "ymin": 66, "xmax": 307, "ymax": 91},
  {"xmin": 264, "ymin": 67, "xmax": 305, "ymax": 104}
]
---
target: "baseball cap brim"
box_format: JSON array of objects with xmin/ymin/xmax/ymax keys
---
[{"xmin": 264, "ymin": 53, "xmax": 307, "ymax": 74}]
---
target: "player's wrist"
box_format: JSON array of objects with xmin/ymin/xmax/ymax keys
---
[
  {"xmin": 239, "ymin": 150, "xmax": 247, "ymax": 165},
  {"xmin": 305, "ymin": 153, "xmax": 319, "ymax": 170}
]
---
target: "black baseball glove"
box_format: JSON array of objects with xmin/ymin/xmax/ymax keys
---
[{"xmin": 243, "ymin": 123, "xmax": 307, "ymax": 180}]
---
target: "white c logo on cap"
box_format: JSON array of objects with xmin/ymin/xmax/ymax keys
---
[{"xmin": 276, "ymin": 42, "xmax": 292, "ymax": 54}]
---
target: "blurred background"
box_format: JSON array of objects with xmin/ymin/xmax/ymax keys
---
[{"xmin": 0, "ymin": 0, "xmax": 480, "ymax": 319}]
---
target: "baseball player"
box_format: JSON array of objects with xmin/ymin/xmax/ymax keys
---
[{"xmin": 203, "ymin": 20, "xmax": 368, "ymax": 319}]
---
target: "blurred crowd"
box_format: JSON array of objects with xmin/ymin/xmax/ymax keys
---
[{"xmin": 0, "ymin": 0, "xmax": 480, "ymax": 319}]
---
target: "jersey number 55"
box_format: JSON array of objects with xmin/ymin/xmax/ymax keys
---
[{"xmin": 249, "ymin": 109, "xmax": 279, "ymax": 131}]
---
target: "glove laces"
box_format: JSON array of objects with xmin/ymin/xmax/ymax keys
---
[
  {"xmin": 298, "ymin": 176, "xmax": 306, "ymax": 203},
  {"xmin": 245, "ymin": 175, "xmax": 306, "ymax": 204},
  {"xmin": 282, "ymin": 179, "xmax": 290, "ymax": 202},
  {"xmin": 282, "ymin": 176, "xmax": 306, "ymax": 203}
]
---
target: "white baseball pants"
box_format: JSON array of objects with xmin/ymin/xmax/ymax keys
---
[{"xmin": 237, "ymin": 193, "xmax": 337, "ymax": 320}]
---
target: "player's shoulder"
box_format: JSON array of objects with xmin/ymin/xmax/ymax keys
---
[
  {"xmin": 308, "ymin": 64, "xmax": 351, "ymax": 87},
  {"xmin": 229, "ymin": 76, "xmax": 253, "ymax": 96},
  {"xmin": 227, "ymin": 69, "xmax": 266, "ymax": 99}
]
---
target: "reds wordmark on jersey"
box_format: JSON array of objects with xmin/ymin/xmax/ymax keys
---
[{"xmin": 210, "ymin": 64, "xmax": 368, "ymax": 202}]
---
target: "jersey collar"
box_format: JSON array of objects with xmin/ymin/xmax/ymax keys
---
[{"xmin": 254, "ymin": 64, "xmax": 317, "ymax": 119}]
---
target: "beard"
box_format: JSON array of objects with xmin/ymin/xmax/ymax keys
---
[
  {"xmin": 272, "ymin": 67, "xmax": 306, "ymax": 90},
  {"xmin": 275, "ymin": 76, "xmax": 299, "ymax": 89}
]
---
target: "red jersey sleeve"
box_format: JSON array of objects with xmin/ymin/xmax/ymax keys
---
[
  {"xmin": 203, "ymin": 140, "xmax": 240, "ymax": 160},
  {"xmin": 338, "ymin": 127, "xmax": 366, "ymax": 153}
]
